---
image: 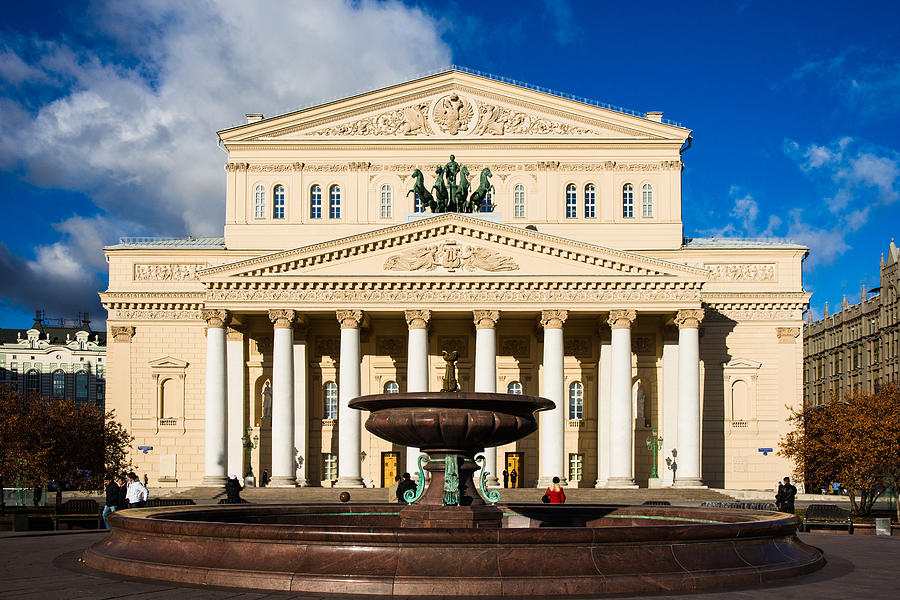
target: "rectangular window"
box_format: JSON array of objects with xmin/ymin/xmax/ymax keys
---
[
  {"xmin": 310, "ymin": 187, "xmax": 322, "ymax": 219},
  {"xmin": 273, "ymin": 187, "xmax": 285, "ymax": 219},
  {"xmin": 568, "ymin": 453, "xmax": 583, "ymax": 482},
  {"xmin": 322, "ymin": 453, "xmax": 338, "ymax": 481}
]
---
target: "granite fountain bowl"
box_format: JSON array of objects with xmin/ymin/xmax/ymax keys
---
[{"xmin": 83, "ymin": 390, "xmax": 824, "ymax": 597}]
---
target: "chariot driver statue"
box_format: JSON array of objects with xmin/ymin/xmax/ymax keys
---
[{"xmin": 444, "ymin": 154, "xmax": 460, "ymax": 207}]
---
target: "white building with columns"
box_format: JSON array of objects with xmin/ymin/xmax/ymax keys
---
[{"xmin": 102, "ymin": 69, "xmax": 807, "ymax": 490}]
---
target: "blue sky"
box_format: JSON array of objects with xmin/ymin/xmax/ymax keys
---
[{"xmin": 1, "ymin": 0, "xmax": 898, "ymax": 328}]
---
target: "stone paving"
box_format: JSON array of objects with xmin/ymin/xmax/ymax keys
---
[{"xmin": 0, "ymin": 529, "xmax": 898, "ymax": 599}]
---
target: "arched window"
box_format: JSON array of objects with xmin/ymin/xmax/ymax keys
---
[
  {"xmin": 52, "ymin": 370, "xmax": 65, "ymax": 398},
  {"xmin": 507, "ymin": 381, "xmax": 523, "ymax": 395},
  {"xmin": 383, "ymin": 381, "xmax": 399, "ymax": 394},
  {"xmin": 272, "ymin": 185, "xmax": 285, "ymax": 219},
  {"xmin": 584, "ymin": 184, "xmax": 596, "ymax": 218},
  {"xmin": 641, "ymin": 183, "xmax": 654, "ymax": 217},
  {"xmin": 513, "ymin": 184, "xmax": 526, "ymax": 218},
  {"xmin": 480, "ymin": 189, "xmax": 493, "ymax": 212},
  {"xmin": 565, "ymin": 184, "xmax": 577, "ymax": 218},
  {"xmin": 622, "ymin": 183, "xmax": 634, "ymax": 218},
  {"xmin": 568, "ymin": 381, "xmax": 584, "ymax": 420},
  {"xmin": 323, "ymin": 381, "xmax": 338, "ymax": 419},
  {"xmin": 254, "ymin": 184, "xmax": 265, "ymax": 219},
  {"xmin": 380, "ymin": 184, "xmax": 392, "ymax": 218},
  {"xmin": 310, "ymin": 185, "xmax": 322, "ymax": 219},
  {"xmin": 413, "ymin": 192, "xmax": 424, "ymax": 213},
  {"xmin": 329, "ymin": 185, "xmax": 341, "ymax": 219},
  {"xmin": 75, "ymin": 371, "xmax": 88, "ymax": 400},
  {"xmin": 25, "ymin": 369, "xmax": 39, "ymax": 396}
]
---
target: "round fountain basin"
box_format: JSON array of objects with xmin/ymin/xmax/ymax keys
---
[
  {"xmin": 350, "ymin": 391, "xmax": 553, "ymax": 451},
  {"xmin": 84, "ymin": 503, "xmax": 824, "ymax": 597}
]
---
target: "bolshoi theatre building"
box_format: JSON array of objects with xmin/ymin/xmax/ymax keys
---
[{"xmin": 102, "ymin": 69, "xmax": 808, "ymax": 491}]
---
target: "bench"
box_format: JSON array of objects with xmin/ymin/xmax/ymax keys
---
[
  {"xmin": 54, "ymin": 499, "xmax": 101, "ymax": 530},
  {"xmin": 802, "ymin": 503, "xmax": 853, "ymax": 534},
  {"xmin": 144, "ymin": 498, "xmax": 196, "ymax": 507}
]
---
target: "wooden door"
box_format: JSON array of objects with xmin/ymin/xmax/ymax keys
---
[
  {"xmin": 381, "ymin": 452, "xmax": 400, "ymax": 488},
  {"xmin": 506, "ymin": 453, "xmax": 523, "ymax": 488}
]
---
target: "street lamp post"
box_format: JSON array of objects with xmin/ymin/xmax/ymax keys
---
[
  {"xmin": 665, "ymin": 448, "xmax": 678, "ymax": 485},
  {"xmin": 646, "ymin": 429, "xmax": 663, "ymax": 480},
  {"xmin": 241, "ymin": 429, "xmax": 259, "ymax": 485}
]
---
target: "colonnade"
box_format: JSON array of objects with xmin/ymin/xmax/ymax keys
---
[{"xmin": 201, "ymin": 307, "xmax": 705, "ymax": 488}]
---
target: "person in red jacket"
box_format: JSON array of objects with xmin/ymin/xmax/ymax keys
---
[{"xmin": 545, "ymin": 476, "xmax": 566, "ymax": 504}]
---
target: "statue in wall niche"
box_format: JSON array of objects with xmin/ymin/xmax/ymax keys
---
[{"xmin": 261, "ymin": 381, "xmax": 272, "ymax": 419}]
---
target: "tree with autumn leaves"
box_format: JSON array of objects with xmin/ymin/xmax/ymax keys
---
[
  {"xmin": 780, "ymin": 383, "xmax": 900, "ymax": 517},
  {"xmin": 0, "ymin": 386, "xmax": 132, "ymax": 503}
]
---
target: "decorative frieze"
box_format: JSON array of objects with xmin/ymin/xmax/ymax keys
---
[
  {"xmin": 473, "ymin": 310, "xmax": 500, "ymax": 330},
  {"xmin": 607, "ymin": 310, "xmax": 637, "ymax": 330},
  {"xmin": 375, "ymin": 336, "xmax": 406, "ymax": 357},
  {"xmin": 110, "ymin": 309, "xmax": 203, "ymax": 321},
  {"xmin": 383, "ymin": 241, "xmax": 518, "ymax": 272},
  {"xmin": 437, "ymin": 336, "xmax": 469, "ymax": 358},
  {"xmin": 314, "ymin": 337, "xmax": 340, "ymax": 359},
  {"xmin": 705, "ymin": 264, "xmax": 776, "ymax": 282},
  {"xmin": 246, "ymin": 162, "xmax": 303, "ymax": 173},
  {"xmin": 134, "ymin": 264, "xmax": 208, "ymax": 281},
  {"xmin": 401, "ymin": 310, "xmax": 430, "ymax": 331},
  {"xmin": 564, "ymin": 337, "xmax": 592, "ymax": 358},
  {"xmin": 632, "ymin": 335, "xmax": 655, "ymax": 355},
  {"xmin": 540, "ymin": 310, "xmax": 568, "ymax": 329},
  {"xmin": 499, "ymin": 337, "xmax": 530, "ymax": 358}
]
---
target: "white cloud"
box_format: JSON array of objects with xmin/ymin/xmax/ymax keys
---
[{"xmin": 0, "ymin": 0, "xmax": 451, "ymax": 321}]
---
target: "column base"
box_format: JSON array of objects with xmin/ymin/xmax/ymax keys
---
[
  {"xmin": 335, "ymin": 477, "xmax": 365, "ymax": 488},
  {"xmin": 268, "ymin": 476, "xmax": 298, "ymax": 488},
  {"xmin": 673, "ymin": 478, "xmax": 707, "ymax": 488},
  {"xmin": 201, "ymin": 475, "xmax": 228, "ymax": 487},
  {"xmin": 536, "ymin": 476, "xmax": 568, "ymax": 488},
  {"xmin": 604, "ymin": 477, "xmax": 638, "ymax": 489}
]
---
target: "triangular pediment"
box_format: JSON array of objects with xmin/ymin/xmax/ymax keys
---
[
  {"xmin": 218, "ymin": 70, "xmax": 689, "ymax": 143},
  {"xmin": 723, "ymin": 358, "xmax": 762, "ymax": 370},
  {"xmin": 149, "ymin": 356, "xmax": 189, "ymax": 369},
  {"xmin": 201, "ymin": 214, "xmax": 708, "ymax": 282}
]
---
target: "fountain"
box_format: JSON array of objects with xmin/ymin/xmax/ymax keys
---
[{"xmin": 84, "ymin": 356, "xmax": 824, "ymax": 597}]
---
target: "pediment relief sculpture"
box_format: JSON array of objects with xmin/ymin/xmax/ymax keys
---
[
  {"xmin": 304, "ymin": 91, "xmax": 607, "ymax": 138},
  {"xmin": 384, "ymin": 241, "xmax": 518, "ymax": 273}
]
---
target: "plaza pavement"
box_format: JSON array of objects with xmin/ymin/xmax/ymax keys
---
[{"xmin": 0, "ymin": 528, "xmax": 897, "ymax": 599}]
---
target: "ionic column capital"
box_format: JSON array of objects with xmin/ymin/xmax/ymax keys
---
[
  {"xmin": 674, "ymin": 309, "xmax": 704, "ymax": 330},
  {"xmin": 268, "ymin": 309, "xmax": 297, "ymax": 329},
  {"xmin": 473, "ymin": 310, "xmax": 500, "ymax": 330},
  {"xmin": 607, "ymin": 309, "xmax": 636, "ymax": 330},
  {"xmin": 539, "ymin": 309, "xmax": 568, "ymax": 330},
  {"xmin": 202, "ymin": 309, "xmax": 230, "ymax": 329},
  {"xmin": 404, "ymin": 309, "xmax": 432, "ymax": 330},
  {"xmin": 336, "ymin": 310, "xmax": 364, "ymax": 329}
]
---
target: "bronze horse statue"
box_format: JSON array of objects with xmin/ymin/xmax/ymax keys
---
[
  {"xmin": 469, "ymin": 167, "xmax": 495, "ymax": 212},
  {"xmin": 454, "ymin": 166, "xmax": 471, "ymax": 212},
  {"xmin": 408, "ymin": 168, "xmax": 436, "ymax": 212},
  {"xmin": 432, "ymin": 166, "xmax": 450, "ymax": 212}
]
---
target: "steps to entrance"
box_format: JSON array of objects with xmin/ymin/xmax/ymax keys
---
[{"xmin": 162, "ymin": 485, "xmax": 737, "ymax": 506}]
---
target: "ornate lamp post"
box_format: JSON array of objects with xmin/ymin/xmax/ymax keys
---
[
  {"xmin": 241, "ymin": 429, "xmax": 259, "ymax": 483},
  {"xmin": 646, "ymin": 429, "xmax": 663, "ymax": 480},
  {"xmin": 665, "ymin": 448, "xmax": 678, "ymax": 484}
]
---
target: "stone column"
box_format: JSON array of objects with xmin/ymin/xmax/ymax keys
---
[
  {"xmin": 269, "ymin": 310, "xmax": 297, "ymax": 487},
  {"xmin": 226, "ymin": 326, "xmax": 245, "ymax": 480},
  {"xmin": 293, "ymin": 324, "xmax": 310, "ymax": 486},
  {"xmin": 474, "ymin": 310, "xmax": 501, "ymax": 487},
  {"xmin": 404, "ymin": 309, "xmax": 431, "ymax": 477},
  {"xmin": 336, "ymin": 310, "xmax": 365, "ymax": 487},
  {"xmin": 538, "ymin": 310, "xmax": 568, "ymax": 487},
  {"xmin": 607, "ymin": 309, "xmax": 637, "ymax": 488},
  {"xmin": 595, "ymin": 323, "xmax": 612, "ymax": 487},
  {"xmin": 674, "ymin": 309, "xmax": 705, "ymax": 487},
  {"xmin": 202, "ymin": 309, "xmax": 229, "ymax": 486}
]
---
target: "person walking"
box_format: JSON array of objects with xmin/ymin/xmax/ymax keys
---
[
  {"xmin": 126, "ymin": 472, "xmax": 148, "ymax": 508},
  {"xmin": 102, "ymin": 475, "xmax": 119, "ymax": 528},
  {"xmin": 510, "ymin": 469, "xmax": 518, "ymax": 488},
  {"xmin": 502, "ymin": 469, "xmax": 509, "ymax": 488},
  {"xmin": 544, "ymin": 476, "xmax": 566, "ymax": 504},
  {"xmin": 776, "ymin": 477, "xmax": 797, "ymax": 514},
  {"xmin": 396, "ymin": 473, "xmax": 417, "ymax": 504}
]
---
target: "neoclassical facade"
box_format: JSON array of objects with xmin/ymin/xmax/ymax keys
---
[{"xmin": 103, "ymin": 70, "xmax": 807, "ymax": 490}]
